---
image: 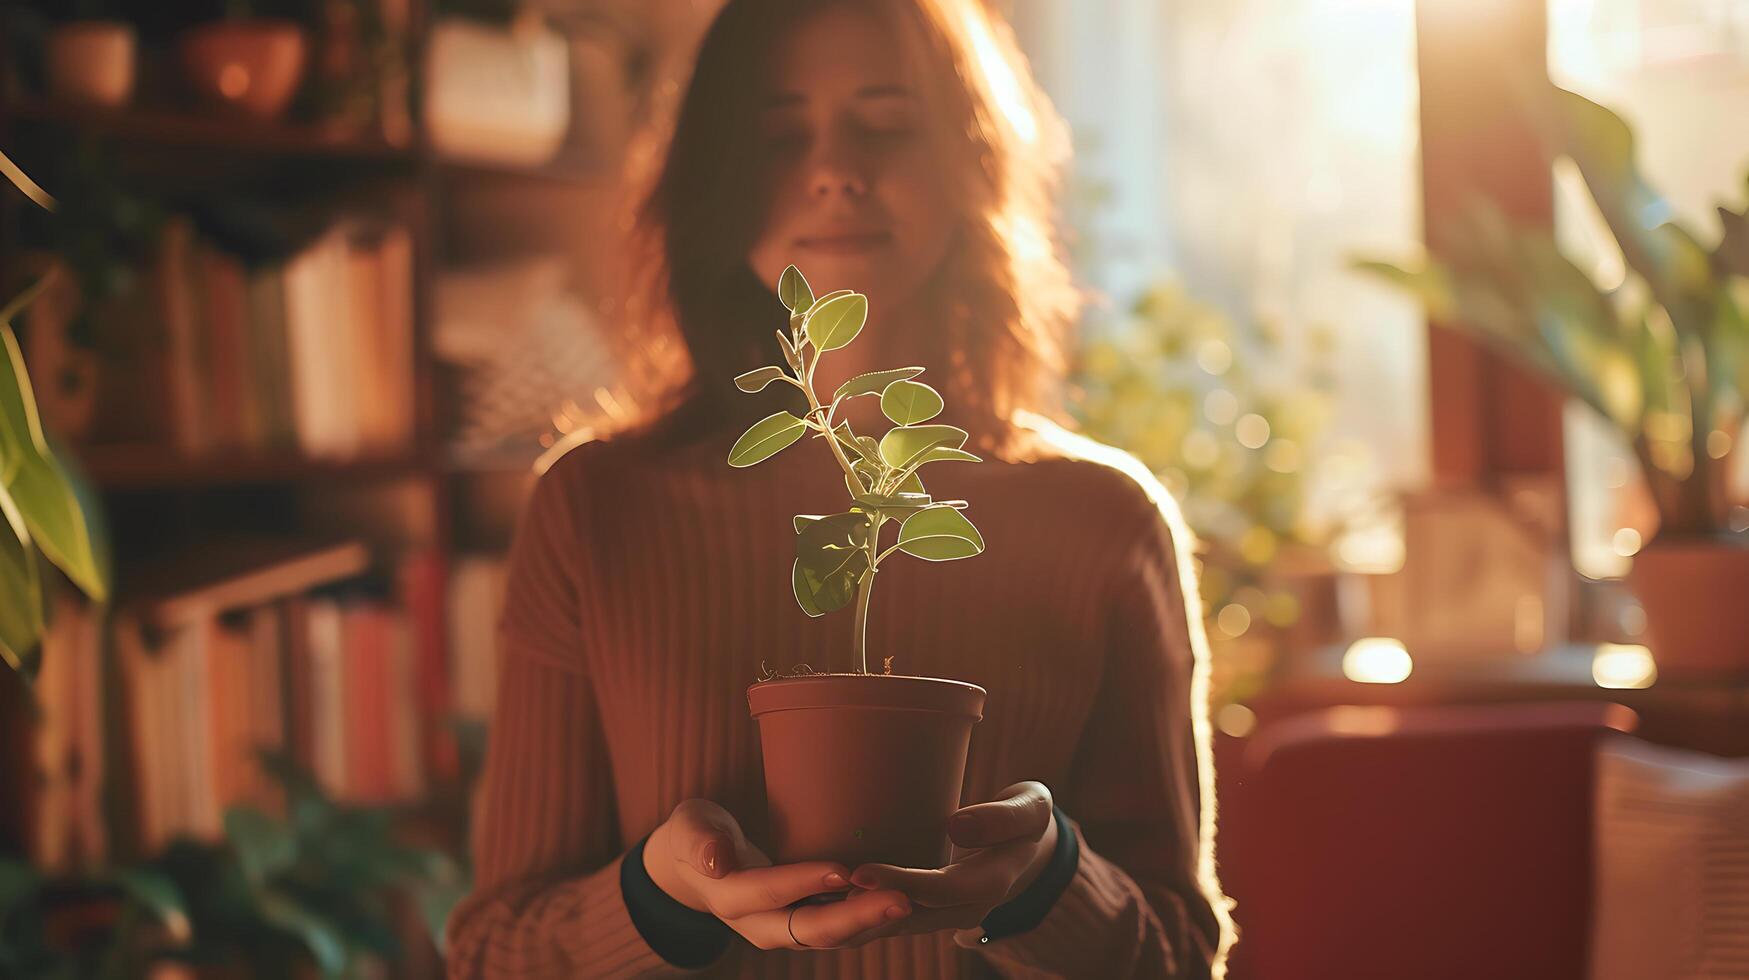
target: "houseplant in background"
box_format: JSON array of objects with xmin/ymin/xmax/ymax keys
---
[
  {"xmin": 178, "ymin": 1, "xmax": 310, "ymax": 121},
  {"xmin": 732, "ymin": 264, "xmax": 988, "ymax": 870},
  {"xmin": 1072, "ymin": 283, "xmax": 1375, "ymax": 706},
  {"xmin": 0, "ymin": 752, "xmax": 466, "ymax": 979},
  {"xmin": 1357, "ymin": 85, "xmax": 1749, "ymax": 675}
]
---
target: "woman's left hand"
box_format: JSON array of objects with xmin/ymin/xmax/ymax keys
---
[{"xmin": 842, "ymin": 781, "xmax": 1058, "ymax": 949}]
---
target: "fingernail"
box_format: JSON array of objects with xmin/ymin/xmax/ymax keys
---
[
  {"xmin": 700, "ymin": 839, "xmax": 721, "ymax": 876},
  {"xmin": 885, "ymin": 904, "xmax": 909, "ymax": 920},
  {"xmin": 823, "ymin": 872, "xmax": 849, "ymax": 888}
]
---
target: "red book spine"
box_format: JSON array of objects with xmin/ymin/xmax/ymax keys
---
[{"xmin": 399, "ymin": 549, "xmax": 456, "ymax": 782}]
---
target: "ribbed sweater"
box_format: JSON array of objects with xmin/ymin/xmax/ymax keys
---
[{"xmin": 444, "ymin": 414, "xmax": 1232, "ymax": 978}]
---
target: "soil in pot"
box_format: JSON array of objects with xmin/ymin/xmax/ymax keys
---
[{"xmin": 747, "ymin": 673, "xmax": 985, "ymax": 869}]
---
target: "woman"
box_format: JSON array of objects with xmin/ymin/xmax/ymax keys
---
[{"xmin": 445, "ymin": 0, "xmax": 1235, "ymax": 976}]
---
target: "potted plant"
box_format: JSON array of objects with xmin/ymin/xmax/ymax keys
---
[
  {"xmin": 1357, "ymin": 85, "xmax": 1749, "ymax": 675},
  {"xmin": 731, "ymin": 265, "xmax": 989, "ymax": 869},
  {"xmin": 44, "ymin": 2, "xmax": 136, "ymax": 110},
  {"xmin": 177, "ymin": 1, "xmax": 310, "ymax": 121}
]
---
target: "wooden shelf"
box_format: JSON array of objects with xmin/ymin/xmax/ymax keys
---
[
  {"xmin": 5, "ymin": 99, "xmax": 615, "ymax": 185},
  {"xmin": 434, "ymin": 151, "xmax": 612, "ymax": 186},
  {"xmin": 5, "ymin": 99, "xmax": 417, "ymax": 164},
  {"xmin": 73, "ymin": 445, "xmax": 436, "ymax": 490}
]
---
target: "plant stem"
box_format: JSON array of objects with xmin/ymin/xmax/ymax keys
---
[
  {"xmin": 852, "ymin": 517, "xmax": 883, "ymax": 674},
  {"xmin": 798, "ymin": 348, "xmax": 861, "ymax": 486}
]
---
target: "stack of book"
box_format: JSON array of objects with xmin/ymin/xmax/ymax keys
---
[
  {"xmin": 109, "ymin": 541, "xmax": 454, "ymax": 854},
  {"xmin": 144, "ymin": 214, "xmax": 416, "ymax": 459}
]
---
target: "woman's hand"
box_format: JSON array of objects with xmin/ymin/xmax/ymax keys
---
[
  {"xmin": 646, "ymin": 798, "xmax": 914, "ymax": 950},
  {"xmin": 845, "ymin": 781, "xmax": 1059, "ymax": 948}
]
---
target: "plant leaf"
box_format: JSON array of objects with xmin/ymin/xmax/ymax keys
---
[
  {"xmin": 854, "ymin": 492, "xmax": 934, "ymax": 518},
  {"xmin": 0, "ymin": 483, "xmax": 41, "ymax": 672},
  {"xmin": 778, "ymin": 265, "xmax": 814, "ymax": 313},
  {"xmin": 775, "ymin": 329, "xmax": 797, "ymax": 363},
  {"xmin": 897, "ymin": 506, "xmax": 985, "ymax": 561},
  {"xmin": 832, "ymin": 366, "xmax": 925, "ymax": 403},
  {"xmin": 793, "ymin": 512, "xmax": 871, "ymax": 615},
  {"xmin": 792, "ymin": 559, "xmax": 828, "ymax": 616},
  {"xmin": 0, "ymin": 322, "xmax": 105, "ymax": 601},
  {"xmin": 256, "ymin": 890, "xmax": 349, "ymax": 977},
  {"xmin": 879, "ymin": 424, "xmax": 969, "ymax": 468},
  {"xmin": 880, "ymin": 379, "xmax": 944, "ymax": 425},
  {"xmin": 109, "ymin": 867, "xmax": 192, "ymax": 942},
  {"xmin": 727, "ymin": 411, "xmax": 808, "ymax": 467},
  {"xmin": 905, "ymin": 446, "xmax": 981, "ymax": 468},
  {"xmin": 225, "ymin": 805, "xmax": 298, "ymax": 884},
  {"xmin": 734, "ymin": 366, "xmax": 789, "ymax": 393},
  {"xmin": 895, "ymin": 470, "xmax": 926, "ymax": 495},
  {"xmin": 804, "ymin": 292, "xmax": 868, "ymax": 352}
]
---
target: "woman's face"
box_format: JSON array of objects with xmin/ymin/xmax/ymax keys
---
[{"xmin": 746, "ymin": 5, "xmax": 957, "ymax": 318}]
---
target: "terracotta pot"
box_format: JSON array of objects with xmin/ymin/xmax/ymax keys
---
[
  {"xmin": 747, "ymin": 674, "xmax": 985, "ymax": 868},
  {"xmin": 46, "ymin": 20, "xmax": 136, "ymax": 108},
  {"xmin": 177, "ymin": 19, "xmax": 308, "ymax": 120},
  {"xmin": 1626, "ymin": 534, "xmax": 1749, "ymax": 677}
]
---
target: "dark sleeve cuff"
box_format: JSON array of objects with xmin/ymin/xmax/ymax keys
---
[
  {"xmin": 979, "ymin": 803, "xmax": 1080, "ymax": 943},
  {"xmin": 621, "ymin": 833, "xmax": 736, "ymax": 969}
]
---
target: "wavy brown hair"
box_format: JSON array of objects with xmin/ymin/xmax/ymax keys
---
[{"xmin": 612, "ymin": 0, "xmax": 1080, "ymax": 460}]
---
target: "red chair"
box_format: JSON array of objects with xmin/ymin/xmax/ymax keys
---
[{"xmin": 1215, "ymin": 701, "xmax": 1636, "ymax": 980}]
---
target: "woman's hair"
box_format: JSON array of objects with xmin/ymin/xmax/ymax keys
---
[{"xmin": 612, "ymin": 0, "xmax": 1080, "ymax": 459}]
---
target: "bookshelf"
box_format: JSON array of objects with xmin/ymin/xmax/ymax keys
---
[{"xmin": 0, "ymin": 5, "xmax": 643, "ymax": 974}]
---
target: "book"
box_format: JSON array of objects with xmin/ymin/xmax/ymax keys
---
[{"xmin": 123, "ymin": 537, "xmax": 370, "ymax": 632}]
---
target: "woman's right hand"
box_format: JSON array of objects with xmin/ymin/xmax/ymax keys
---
[{"xmin": 645, "ymin": 798, "xmax": 914, "ymax": 950}]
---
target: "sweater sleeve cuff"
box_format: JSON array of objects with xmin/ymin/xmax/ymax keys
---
[
  {"xmin": 979, "ymin": 803, "xmax": 1080, "ymax": 943},
  {"xmin": 621, "ymin": 833, "xmax": 737, "ymax": 969}
]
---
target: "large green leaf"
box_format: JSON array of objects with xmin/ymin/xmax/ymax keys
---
[
  {"xmin": 897, "ymin": 506, "xmax": 985, "ymax": 561},
  {"xmin": 879, "ymin": 424, "xmax": 968, "ymax": 468},
  {"xmin": 804, "ymin": 292, "xmax": 868, "ymax": 352},
  {"xmin": 727, "ymin": 411, "xmax": 808, "ymax": 467},
  {"xmin": 778, "ymin": 265, "xmax": 814, "ymax": 313},
  {"xmin": 0, "ymin": 483, "xmax": 41, "ymax": 671},
  {"xmin": 0, "ymin": 321, "xmax": 105, "ymax": 601},
  {"xmin": 832, "ymin": 366, "xmax": 924, "ymax": 403},
  {"xmin": 734, "ymin": 365, "xmax": 789, "ymax": 393},
  {"xmin": 880, "ymin": 379, "xmax": 943, "ymax": 425}
]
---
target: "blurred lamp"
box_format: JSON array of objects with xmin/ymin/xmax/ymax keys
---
[
  {"xmin": 1592, "ymin": 643, "xmax": 1656, "ymax": 690},
  {"xmin": 1343, "ymin": 637, "xmax": 1413, "ymax": 684}
]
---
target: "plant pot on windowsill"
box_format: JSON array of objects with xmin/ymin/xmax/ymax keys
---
[
  {"xmin": 728, "ymin": 265, "xmax": 992, "ymax": 869},
  {"xmin": 177, "ymin": 18, "xmax": 308, "ymax": 121},
  {"xmin": 1626, "ymin": 533, "xmax": 1749, "ymax": 678}
]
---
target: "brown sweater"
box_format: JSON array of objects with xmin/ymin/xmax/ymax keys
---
[{"xmin": 444, "ymin": 414, "xmax": 1233, "ymax": 978}]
